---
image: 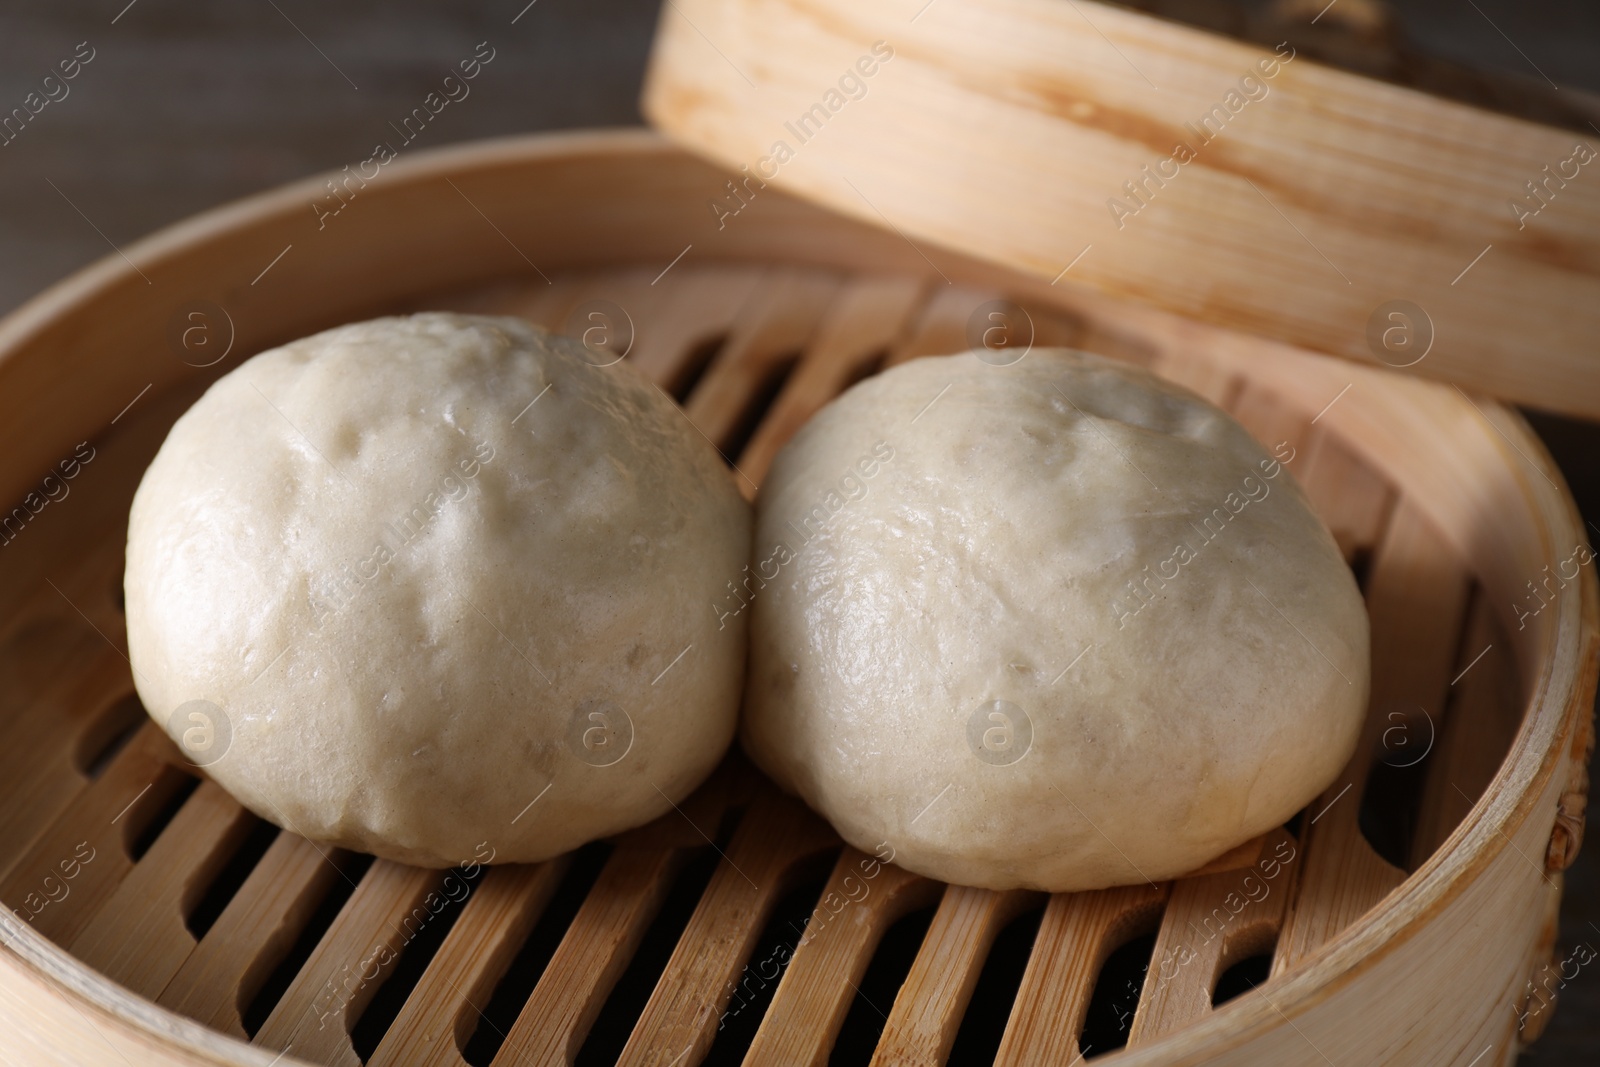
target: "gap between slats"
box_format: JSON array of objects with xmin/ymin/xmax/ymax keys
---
[
  {"xmin": 743, "ymin": 847, "xmax": 939, "ymax": 1067},
  {"xmin": 1275, "ymin": 498, "xmax": 1473, "ymax": 971},
  {"xmin": 159, "ymin": 832, "xmax": 354, "ymax": 1037},
  {"xmin": 614, "ymin": 792, "xmax": 837, "ymax": 1067}
]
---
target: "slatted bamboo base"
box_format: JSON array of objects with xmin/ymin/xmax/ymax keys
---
[{"xmin": 0, "ymin": 132, "xmax": 1591, "ymax": 1067}]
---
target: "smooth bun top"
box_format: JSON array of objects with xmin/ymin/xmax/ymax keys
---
[
  {"xmin": 126, "ymin": 313, "xmax": 751, "ymax": 867},
  {"xmin": 742, "ymin": 349, "xmax": 1369, "ymax": 891}
]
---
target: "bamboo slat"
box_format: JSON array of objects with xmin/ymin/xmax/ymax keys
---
[
  {"xmin": 158, "ymin": 834, "xmax": 348, "ymax": 1037},
  {"xmin": 682, "ymin": 269, "xmax": 842, "ymax": 450},
  {"xmin": 884, "ymin": 288, "xmax": 991, "ymax": 368},
  {"xmin": 1297, "ymin": 432, "xmax": 1395, "ymax": 562},
  {"xmin": 1275, "ymin": 500, "xmax": 1471, "ymax": 970},
  {"xmin": 1149, "ymin": 351, "xmax": 1238, "ymax": 410},
  {"xmin": 491, "ymin": 767, "xmax": 752, "ymax": 1067},
  {"xmin": 0, "ymin": 725, "xmax": 190, "ymax": 948},
  {"xmin": 869, "ymin": 886, "xmax": 1044, "ymax": 1067},
  {"xmin": 1230, "ymin": 383, "xmax": 1310, "ymax": 461},
  {"xmin": 1412, "ymin": 596, "xmax": 1523, "ymax": 866},
  {"xmin": 369, "ymin": 861, "xmax": 570, "ymax": 1067},
  {"xmin": 69, "ymin": 780, "xmax": 254, "ymax": 996},
  {"xmin": 493, "ymin": 844, "xmax": 685, "ymax": 1067},
  {"xmin": 745, "ymin": 847, "xmax": 939, "ymax": 1067},
  {"xmin": 611, "ymin": 269, "xmax": 764, "ymax": 389},
  {"xmin": 737, "ymin": 276, "xmax": 927, "ymax": 483},
  {"xmin": 253, "ymin": 861, "xmax": 445, "ymax": 1067},
  {"xmin": 994, "ymin": 883, "xmax": 1168, "ymax": 1066},
  {"xmin": 1128, "ymin": 830, "xmax": 1299, "ymax": 1045},
  {"xmin": 614, "ymin": 793, "xmax": 836, "ymax": 1067},
  {"xmin": 0, "ymin": 646, "xmax": 133, "ymax": 883}
]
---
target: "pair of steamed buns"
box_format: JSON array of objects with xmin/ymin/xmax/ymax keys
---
[{"xmin": 126, "ymin": 313, "xmax": 1368, "ymax": 890}]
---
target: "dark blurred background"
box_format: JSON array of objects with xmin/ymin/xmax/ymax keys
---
[{"xmin": 0, "ymin": 1, "xmax": 1595, "ymax": 1063}]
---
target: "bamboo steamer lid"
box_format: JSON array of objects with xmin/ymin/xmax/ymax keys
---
[{"xmin": 641, "ymin": 0, "xmax": 1600, "ymax": 418}]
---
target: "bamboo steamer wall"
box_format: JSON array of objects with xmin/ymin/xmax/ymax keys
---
[{"xmin": 0, "ymin": 132, "xmax": 1592, "ymax": 1067}]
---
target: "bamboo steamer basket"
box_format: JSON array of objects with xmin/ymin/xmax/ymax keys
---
[{"xmin": 0, "ymin": 129, "xmax": 1592, "ymax": 1067}]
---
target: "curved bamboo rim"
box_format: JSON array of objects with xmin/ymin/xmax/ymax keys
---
[{"xmin": 0, "ymin": 130, "xmax": 1590, "ymax": 1066}]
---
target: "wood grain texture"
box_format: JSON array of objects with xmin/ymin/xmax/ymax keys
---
[
  {"xmin": 0, "ymin": 724, "xmax": 192, "ymax": 949},
  {"xmin": 745, "ymin": 847, "xmax": 939, "ymax": 1067},
  {"xmin": 643, "ymin": 0, "xmax": 1600, "ymax": 418},
  {"xmin": 69, "ymin": 780, "xmax": 254, "ymax": 998},
  {"xmin": 1413, "ymin": 595, "xmax": 1524, "ymax": 865},
  {"xmin": 493, "ymin": 843, "xmax": 687, "ymax": 1067},
  {"xmin": 486, "ymin": 764, "xmax": 759, "ymax": 1066},
  {"xmin": 736, "ymin": 276, "xmax": 927, "ymax": 484},
  {"xmin": 0, "ymin": 644, "xmax": 135, "ymax": 884},
  {"xmin": 253, "ymin": 861, "xmax": 445, "ymax": 1067},
  {"xmin": 158, "ymin": 834, "xmax": 349, "ymax": 1037},
  {"xmin": 1296, "ymin": 432, "xmax": 1394, "ymax": 562},
  {"xmin": 370, "ymin": 861, "xmax": 570, "ymax": 1067},
  {"xmin": 1129, "ymin": 830, "xmax": 1299, "ymax": 1045},
  {"xmin": 1275, "ymin": 500, "xmax": 1469, "ymax": 969},
  {"xmin": 869, "ymin": 886, "xmax": 1044, "ymax": 1067},
  {"xmin": 615, "ymin": 791, "xmax": 837, "ymax": 1067},
  {"xmin": 994, "ymin": 883, "xmax": 1168, "ymax": 1065}
]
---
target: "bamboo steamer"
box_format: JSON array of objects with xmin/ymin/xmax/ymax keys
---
[{"xmin": 0, "ymin": 131, "xmax": 1592, "ymax": 1067}]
